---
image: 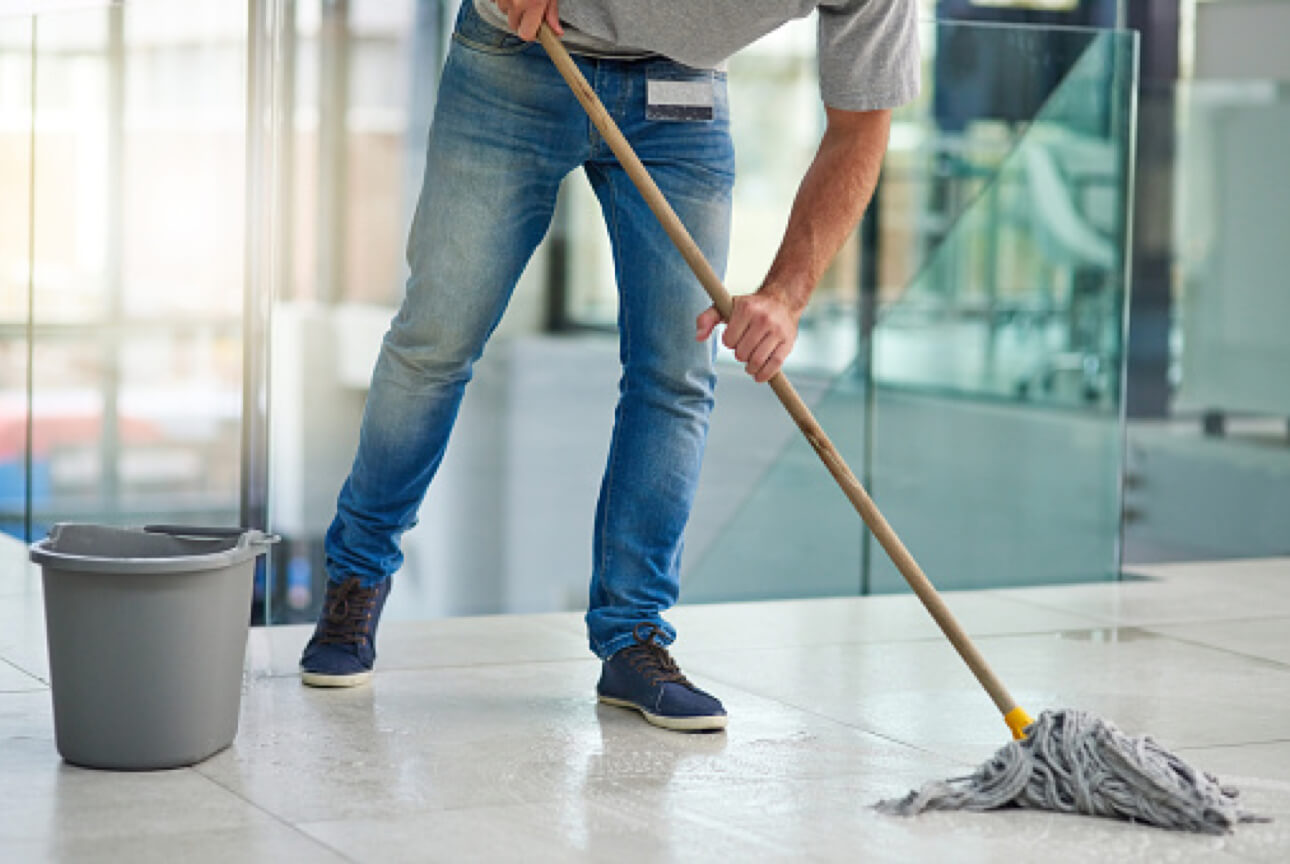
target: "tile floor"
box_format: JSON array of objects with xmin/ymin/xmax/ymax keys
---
[{"xmin": 2, "ymin": 540, "xmax": 1289, "ymax": 862}]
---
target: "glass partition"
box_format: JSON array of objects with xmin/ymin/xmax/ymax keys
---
[
  {"xmin": 876, "ymin": 27, "xmax": 1132, "ymax": 407},
  {"xmin": 1119, "ymin": 76, "xmax": 1290, "ymax": 563},
  {"xmin": 5, "ymin": 4, "xmax": 1141, "ymax": 625},
  {"xmin": 258, "ymin": 0, "xmax": 457, "ymax": 624},
  {"xmin": 6, "ymin": 1, "xmax": 246, "ymax": 544},
  {"xmin": 0, "ymin": 15, "xmax": 33, "ymax": 540},
  {"xmin": 257, "ymin": 13, "xmax": 1139, "ymax": 620},
  {"xmin": 255, "ymin": 5, "xmax": 881, "ymax": 624},
  {"xmin": 683, "ymin": 23, "xmax": 1138, "ymax": 602},
  {"xmin": 7, "ymin": 3, "xmax": 1283, "ymax": 627}
]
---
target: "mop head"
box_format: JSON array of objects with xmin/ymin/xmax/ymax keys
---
[{"xmin": 876, "ymin": 709, "xmax": 1267, "ymax": 833}]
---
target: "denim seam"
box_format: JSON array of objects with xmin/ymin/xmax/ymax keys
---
[
  {"xmin": 650, "ymin": 156, "xmax": 735, "ymax": 186},
  {"xmin": 595, "ymin": 163, "xmax": 628, "ymax": 613},
  {"xmin": 587, "ymin": 60, "xmax": 604, "ymax": 153},
  {"xmin": 614, "ymin": 64, "xmax": 632, "ymax": 128},
  {"xmin": 450, "ymin": 32, "xmax": 529, "ymax": 56}
]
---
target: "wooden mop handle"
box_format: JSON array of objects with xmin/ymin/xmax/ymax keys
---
[{"xmin": 537, "ymin": 27, "xmax": 1032, "ymax": 738}]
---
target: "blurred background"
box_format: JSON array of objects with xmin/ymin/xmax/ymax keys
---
[{"xmin": 1, "ymin": 0, "xmax": 1286, "ymax": 626}]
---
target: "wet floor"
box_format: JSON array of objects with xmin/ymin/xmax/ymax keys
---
[{"xmin": 2, "ymin": 539, "xmax": 1288, "ymax": 862}]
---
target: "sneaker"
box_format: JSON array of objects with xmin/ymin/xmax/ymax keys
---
[
  {"xmin": 300, "ymin": 576, "xmax": 391, "ymax": 687},
  {"xmin": 597, "ymin": 623, "xmax": 727, "ymax": 732}
]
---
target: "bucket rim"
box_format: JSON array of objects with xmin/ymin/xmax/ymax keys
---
[{"xmin": 29, "ymin": 523, "xmax": 278, "ymax": 574}]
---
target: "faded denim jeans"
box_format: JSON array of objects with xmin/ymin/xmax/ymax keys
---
[{"xmin": 324, "ymin": 2, "xmax": 734, "ymax": 660}]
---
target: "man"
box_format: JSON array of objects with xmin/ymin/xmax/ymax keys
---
[{"xmin": 300, "ymin": 0, "xmax": 919, "ymax": 732}]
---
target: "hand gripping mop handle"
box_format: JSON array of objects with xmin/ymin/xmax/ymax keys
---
[{"xmin": 538, "ymin": 26, "xmax": 1033, "ymax": 740}]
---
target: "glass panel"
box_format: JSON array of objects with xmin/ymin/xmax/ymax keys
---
[
  {"xmin": 255, "ymin": 10, "xmax": 1138, "ymax": 624},
  {"xmin": 876, "ymin": 25, "xmax": 1130, "ymax": 407},
  {"xmin": 27, "ymin": 2, "xmax": 245, "ymax": 539},
  {"xmin": 0, "ymin": 15, "xmax": 33, "ymax": 540},
  {"xmin": 683, "ymin": 23, "xmax": 1137, "ymax": 603},
  {"xmin": 868, "ymin": 24, "xmax": 1136, "ymax": 594},
  {"xmin": 263, "ymin": 0, "xmax": 452, "ymax": 624},
  {"xmin": 1122, "ymin": 77, "xmax": 1290, "ymax": 561}
]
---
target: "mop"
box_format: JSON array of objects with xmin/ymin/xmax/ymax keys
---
[
  {"xmin": 876, "ymin": 709, "xmax": 1263, "ymax": 833},
  {"xmin": 535, "ymin": 27, "xmax": 1265, "ymax": 833}
]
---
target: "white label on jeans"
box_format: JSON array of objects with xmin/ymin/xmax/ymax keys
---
[{"xmin": 646, "ymin": 78, "xmax": 714, "ymax": 122}]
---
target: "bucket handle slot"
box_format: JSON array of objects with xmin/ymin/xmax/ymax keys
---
[{"xmin": 144, "ymin": 525, "xmax": 280, "ymax": 548}]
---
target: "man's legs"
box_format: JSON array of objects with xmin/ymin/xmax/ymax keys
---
[
  {"xmin": 303, "ymin": 4, "xmax": 587, "ymax": 684},
  {"xmin": 583, "ymin": 61, "xmax": 735, "ymax": 660}
]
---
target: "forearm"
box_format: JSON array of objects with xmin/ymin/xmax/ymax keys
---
[
  {"xmin": 695, "ymin": 107, "xmax": 892, "ymax": 383},
  {"xmin": 761, "ymin": 107, "xmax": 891, "ymax": 315}
]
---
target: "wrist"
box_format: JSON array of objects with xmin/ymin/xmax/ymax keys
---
[{"xmin": 758, "ymin": 274, "xmax": 812, "ymax": 320}]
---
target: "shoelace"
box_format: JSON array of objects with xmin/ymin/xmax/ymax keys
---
[
  {"xmin": 318, "ymin": 577, "xmax": 380, "ymax": 646},
  {"xmin": 621, "ymin": 623, "xmax": 693, "ymax": 688}
]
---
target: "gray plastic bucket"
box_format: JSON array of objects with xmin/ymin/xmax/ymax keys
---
[{"xmin": 29, "ymin": 524, "xmax": 276, "ymax": 770}]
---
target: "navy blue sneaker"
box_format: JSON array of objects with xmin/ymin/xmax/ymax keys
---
[
  {"xmin": 597, "ymin": 623, "xmax": 727, "ymax": 732},
  {"xmin": 300, "ymin": 576, "xmax": 391, "ymax": 687}
]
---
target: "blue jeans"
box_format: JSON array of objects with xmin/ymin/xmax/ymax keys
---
[{"xmin": 324, "ymin": 2, "xmax": 734, "ymax": 660}]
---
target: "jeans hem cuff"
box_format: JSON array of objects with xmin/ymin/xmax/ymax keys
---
[{"xmin": 592, "ymin": 628, "xmax": 673, "ymax": 661}]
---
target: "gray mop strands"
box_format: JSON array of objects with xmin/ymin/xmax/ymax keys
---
[{"xmin": 877, "ymin": 709, "xmax": 1267, "ymax": 833}]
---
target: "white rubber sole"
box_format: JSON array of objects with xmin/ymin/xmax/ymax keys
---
[
  {"xmin": 300, "ymin": 668, "xmax": 373, "ymax": 688},
  {"xmin": 598, "ymin": 695, "xmax": 728, "ymax": 732}
]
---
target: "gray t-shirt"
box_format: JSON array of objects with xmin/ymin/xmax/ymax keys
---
[
  {"xmin": 475, "ymin": 0, "xmax": 920, "ymax": 112},
  {"xmin": 477, "ymin": 0, "xmax": 656, "ymax": 60}
]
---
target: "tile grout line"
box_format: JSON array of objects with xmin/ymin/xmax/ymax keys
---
[
  {"xmin": 249, "ymin": 618, "xmax": 1158, "ymax": 680},
  {"xmin": 248, "ymin": 649, "xmax": 973, "ymax": 766},
  {"xmin": 980, "ymin": 590, "xmax": 1120, "ymax": 626},
  {"xmin": 1174, "ymin": 737, "xmax": 1290, "ymax": 752},
  {"xmin": 250, "ymin": 616, "xmax": 1225, "ymax": 680},
  {"xmin": 250, "ymin": 653, "xmax": 601, "ymax": 681},
  {"xmin": 997, "ymin": 590, "xmax": 1290, "ymax": 631},
  {"xmin": 188, "ymin": 767, "xmax": 363, "ymax": 864},
  {"xmin": 1133, "ymin": 627, "xmax": 1290, "ymax": 673},
  {"xmin": 0, "ymin": 655, "xmax": 48, "ymax": 688}
]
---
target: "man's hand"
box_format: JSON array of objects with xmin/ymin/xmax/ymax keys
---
[
  {"xmin": 699, "ymin": 106, "xmax": 891, "ymax": 384},
  {"xmin": 495, "ymin": 0, "xmax": 563, "ymax": 41},
  {"xmin": 696, "ymin": 291, "xmax": 804, "ymax": 384}
]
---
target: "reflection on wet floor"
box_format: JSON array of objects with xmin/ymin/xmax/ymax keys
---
[{"xmin": 5, "ymin": 541, "xmax": 1290, "ymax": 862}]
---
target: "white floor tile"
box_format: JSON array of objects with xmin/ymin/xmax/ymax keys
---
[
  {"xmin": 666, "ymin": 590, "xmax": 1106, "ymax": 653},
  {"xmin": 0, "ymin": 659, "xmax": 43, "ymax": 693},
  {"xmin": 0, "ymin": 542, "xmax": 41, "ymax": 599},
  {"xmin": 1145, "ymin": 616, "xmax": 1290, "ymax": 667},
  {"xmin": 1012, "ymin": 558, "xmax": 1290, "ymax": 626},
  {"xmin": 5, "ymin": 822, "xmax": 352, "ymax": 864},
  {"xmin": 686, "ymin": 627, "xmax": 1290, "ymax": 754},
  {"xmin": 3, "ymin": 557, "xmax": 1289, "ymax": 862},
  {"xmin": 1174, "ymin": 740, "xmax": 1290, "ymax": 785},
  {"xmin": 0, "ymin": 734, "xmax": 344, "ymax": 855},
  {"xmin": 299, "ymin": 800, "xmax": 802, "ymax": 864},
  {"xmin": 0, "ymin": 590, "xmax": 49, "ymax": 684},
  {"xmin": 246, "ymin": 613, "xmax": 590, "ymax": 679}
]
